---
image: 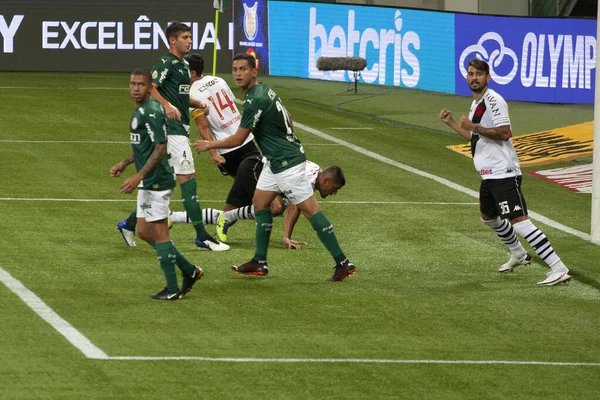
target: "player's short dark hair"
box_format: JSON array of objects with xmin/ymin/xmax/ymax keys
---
[
  {"xmin": 468, "ymin": 59, "xmax": 490, "ymax": 75},
  {"xmin": 130, "ymin": 68, "xmax": 152, "ymax": 84},
  {"xmin": 233, "ymin": 53, "xmax": 256, "ymax": 69},
  {"xmin": 185, "ymin": 53, "xmax": 204, "ymax": 76},
  {"xmin": 324, "ymin": 166, "xmax": 345, "ymax": 186},
  {"xmin": 165, "ymin": 21, "xmax": 191, "ymax": 40}
]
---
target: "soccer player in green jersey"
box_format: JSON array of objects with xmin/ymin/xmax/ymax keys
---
[
  {"xmin": 116, "ymin": 22, "xmax": 228, "ymax": 252},
  {"xmin": 192, "ymin": 54, "xmax": 356, "ymax": 281},
  {"xmin": 110, "ymin": 69, "xmax": 203, "ymax": 300}
]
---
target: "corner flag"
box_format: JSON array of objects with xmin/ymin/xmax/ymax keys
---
[{"xmin": 213, "ymin": 0, "xmax": 225, "ymax": 13}]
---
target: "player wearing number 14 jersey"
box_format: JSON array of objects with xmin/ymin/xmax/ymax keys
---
[{"xmin": 192, "ymin": 53, "xmax": 356, "ymax": 281}]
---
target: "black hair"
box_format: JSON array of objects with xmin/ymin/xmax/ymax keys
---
[
  {"xmin": 467, "ymin": 58, "xmax": 490, "ymax": 75},
  {"xmin": 324, "ymin": 166, "xmax": 345, "ymax": 186},
  {"xmin": 185, "ymin": 53, "xmax": 205, "ymax": 76},
  {"xmin": 130, "ymin": 68, "xmax": 152, "ymax": 84},
  {"xmin": 165, "ymin": 21, "xmax": 191, "ymax": 40},
  {"xmin": 233, "ymin": 53, "xmax": 257, "ymax": 69}
]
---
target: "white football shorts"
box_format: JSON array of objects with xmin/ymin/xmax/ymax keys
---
[
  {"xmin": 256, "ymin": 161, "xmax": 314, "ymax": 205},
  {"xmin": 168, "ymin": 135, "xmax": 195, "ymax": 175},
  {"xmin": 136, "ymin": 189, "xmax": 173, "ymax": 222}
]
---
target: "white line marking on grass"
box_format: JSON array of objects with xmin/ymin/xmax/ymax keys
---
[
  {"xmin": 0, "ymin": 86, "xmax": 125, "ymax": 90},
  {"xmin": 0, "ymin": 198, "xmax": 476, "ymax": 205},
  {"xmin": 322, "ymin": 201, "xmax": 477, "ymax": 205},
  {"xmin": 0, "ymin": 266, "xmax": 109, "ymax": 360},
  {"xmin": 0, "ymin": 140, "xmax": 129, "ymax": 144},
  {"xmin": 107, "ymin": 356, "xmax": 600, "ymax": 366},
  {"xmin": 329, "ymin": 127, "xmax": 373, "ymax": 130},
  {"xmin": 294, "ymin": 122, "xmax": 591, "ymax": 242},
  {"xmin": 3, "ymin": 266, "xmax": 598, "ymax": 366},
  {"xmin": 0, "ymin": 198, "xmax": 219, "ymax": 203}
]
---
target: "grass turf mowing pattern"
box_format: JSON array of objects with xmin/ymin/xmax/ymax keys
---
[{"xmin": 1, "ymin": 73, "xmax": 599, "ymax": 399}]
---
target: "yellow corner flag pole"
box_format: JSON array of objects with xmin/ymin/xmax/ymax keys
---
[{"xmin": 212, "ymin": 9, "xmax": 219, "ymax": 76}]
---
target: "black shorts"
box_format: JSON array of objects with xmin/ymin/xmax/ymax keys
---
[
  {"xmin": 479, "ymin": 176, "xmax": 528, "ymax": 220},
  {"xmin": 219, "ymin": 141, "xmax": 262, "ymax": 177},
  {"xmin": 225, "ymin": 157, "xmax": 263, "ymax": 207}
]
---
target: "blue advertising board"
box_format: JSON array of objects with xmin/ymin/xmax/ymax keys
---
[
  {"xmin": 455, "ymin": 14, "xmax": 596, "ymax": 104},
  {"xmin": 234, "ymin": 0, "xmax": 270, "ymax": 74},
  {"xmin": 269, "ymin": 1, "xmax": 455, "ymax": 93}
]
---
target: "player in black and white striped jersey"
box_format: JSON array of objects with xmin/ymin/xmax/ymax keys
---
[{"xmin": 439, "ymin": 58, "xmax": 570, "ymax": 286}]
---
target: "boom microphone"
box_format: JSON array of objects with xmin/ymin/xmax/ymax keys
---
[{"xmin": 317, "ymin": 57, "xmax": 367, "ymax": 72}]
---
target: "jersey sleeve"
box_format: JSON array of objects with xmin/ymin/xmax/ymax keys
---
[
  {"xmin": 491, "ymin": 98, "xmax": 511, "ymax": 127},
  {"xmin": 146, "ymin": 106, "xmax": 168, "ymax": 145},
  {"xmin": 151, "ymin": 59, "xmax": 169, "ymax": 88}
]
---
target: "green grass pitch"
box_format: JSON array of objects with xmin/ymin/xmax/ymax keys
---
[{"xmin": 0, "ymin": 72, "xmax": 599, "ymax": 399}]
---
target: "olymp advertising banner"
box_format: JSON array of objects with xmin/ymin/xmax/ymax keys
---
[
  {"xmin": 233, "ymin": 0, "xmax": 269, "ymax": 74},
  {"xmin": 455, "ymin": 14, "xmax": 596, "ymax": 104},
  {"xmin": 0, "ymin": 1, "xmax": 234, "ymax": 72}
]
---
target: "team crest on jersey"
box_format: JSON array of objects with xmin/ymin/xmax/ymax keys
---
[
  {"xmin": 131, "ymin": 117, "xmax": 138, "ymax": 130},
  {"xmin": 152, "ymin": 71, "xmax": 158, "ymax": 79},
  {"xmin": 243, "ymin": 2, "xmax": 258, "ymax": 41}
]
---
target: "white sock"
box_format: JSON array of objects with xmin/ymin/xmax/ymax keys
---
[
  {"xmin": 512, "ymin": 219, "xmax": 564, "ymax": 269},
  {"xmin": 222, "ymin": 205, "xmax": 255, "ymax": 224},
  {"xmin": 482, "ymin": 217, "xmax": 526, "ymax": 256},
  {"xmin": 169, "ymin": 209, "xmax": 221, "ymax": 225},
  {"xmin": 169, "ymin": 211, "xmax": 188, "ymax": 224},
  {"xmin": 202, "ymin": 208, "xmax": 221, "ymax": 225}
]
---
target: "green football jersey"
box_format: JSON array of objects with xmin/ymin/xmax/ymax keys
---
[
  {"xmin": 240, "ymin": 84, "xmax": 306, "ymax": 174},
  {"xmin": 130, "ymin": 98, "xmax": 175, "ymax": 191},
  {"xmin": 151, "ymin": 52, "xmax": 191, "ymax": 137}
]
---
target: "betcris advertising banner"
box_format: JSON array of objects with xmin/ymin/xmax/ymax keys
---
[
  {"xmin": 455, "ymin": 14, "xmax": 596, "ymax": 104},
  {"xmin": 234, "ymin": 0, "xmax": 269, "ymax": 74},
  {"xmin": 269, "ymin": 1, "xmax": 455, "ymax": 93}
]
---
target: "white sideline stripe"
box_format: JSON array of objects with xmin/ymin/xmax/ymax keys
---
[
  {"xmin": 0, "ymin": 140, "xmax": 130, "ymax": 144},
  {"xmin": 329, "ymin": 127, "xmax": 373, "ymax": 130},
  {"xmin": 294, "ymin": 122, "xmax": 592, "ymax": 242},
  {"xmin": 0, "ymin": 86, "xmax": 125, "ymax": 90},
  {"xmin": 106, "ymin": 356, "xmax": 600, "ymax": 366},
  {"xmin": 0, "ymin": 197, "xmax": 476, "ymax": 205},
  {"xmin": 0, "ymin": 139, "xmax": 336, "ymax": 145},
  {"xmin": 0, "ymin": 267, "xmax": 109, "ymax": 360}
]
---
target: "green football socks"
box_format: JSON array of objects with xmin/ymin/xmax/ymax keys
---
[
  {"xmin": 180, "ymin": 178, "xmax": 209, "ymax": 241},
  {"xmin": 309, "ymin": 211, "xmax": 345, "ymax": 264},
  {"xmin": 155, "ymin": 241, "xmax": 179, "ymax": 293},
  {"xmin": 126, "ymin": 209, "xmax": 137, "ymax": 229},
  {"xmin": 253, "ymin": 208, "xmax": 273, "ymax": 261},
  {"xmin": 150, "ymin": 240, "xmax": 195, "ymax": 276}
]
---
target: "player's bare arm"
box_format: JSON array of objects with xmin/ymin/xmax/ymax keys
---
[
  {"xmin": 110, "ymin": 154, "xmax": 135, "ymax": 177},
  {"xmin": 283, "ymin": 202, "xmax": 307, "ymax": 250},
  {"xmin": 120, "ymin": 143, "xmax": 167, "ymax": 194},
  {"xmin": 151, "ymin": 84, "xmax": 181, "ymax": 121},
  {"xmin": 192, "ymin": 127, "xmax": 252, "ymax": 152},
  {"xmin": 191, "ymin": 110, "xmax": 225, "ymax": 166},
  {"xmin": 189, "ymin": 98, "xmax": 209, "ymax": 114},
  {"xmin": 439, "ymin": 108, "xmax": 471, "ymax": 140},
  {"xmin": 469, "ymin": 123, "xmax": 512, "ymax": 141}
]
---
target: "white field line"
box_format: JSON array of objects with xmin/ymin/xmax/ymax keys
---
[
  {"xmin": 0, "ymin": 266, "xmax": 109, "ymax": 360},
  {"xmin": 294, "ymin": 122, "xmax": 592, "ymax": 242},
  {"xmin": 0, "ymin": 139, "xmax": 337, "ymax": 146},
  {"xmin": 0, "ymin": 140, "xmax": 129, "ymax": 144},
  {"xmin": 0, "ymin": 198, "xmax": 476, "ymax": 205},
  {"xmin": 0, "ymin": 86, "xmax": 125, "ymax": 90},
  {"xmin": 107, "ymin": 356, "xmax": 600, "ymax": 366},
  {"xmin": 330, "ymin": 127, "xmax": 373, "ymax": 130}
]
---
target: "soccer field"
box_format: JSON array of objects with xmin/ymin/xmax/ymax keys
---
[{"xmin": 0, "ymin": 72, "xmax": 599, "ymax": 399}]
